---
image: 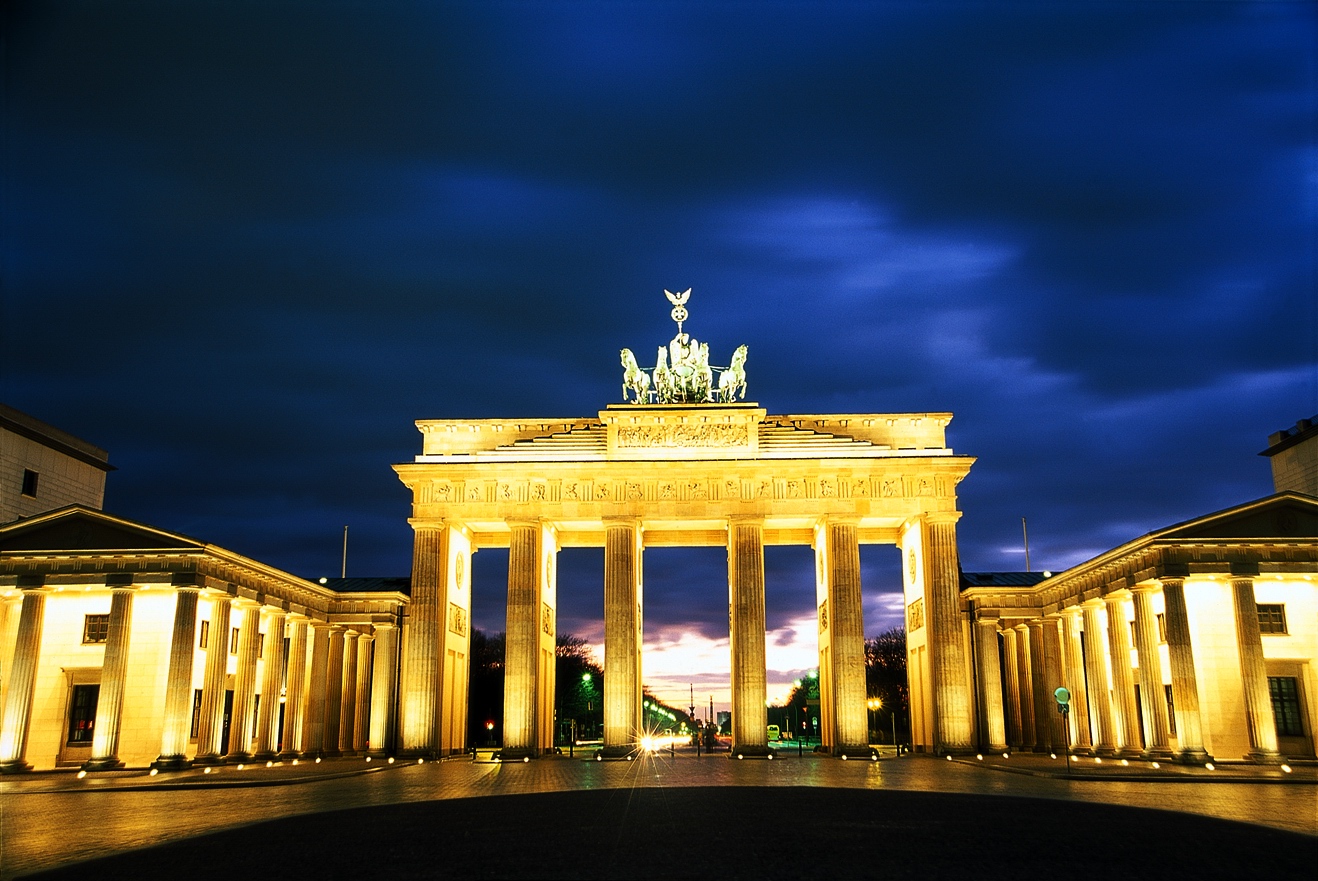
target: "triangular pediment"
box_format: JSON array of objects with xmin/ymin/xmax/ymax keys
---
[
  {"xmin": 0, "ymin": 506, "xmax": 203, "ymax": 553},
  {"xmin": 1155, "ymin": 493, "xmax": 1318, "ymax": 542}
]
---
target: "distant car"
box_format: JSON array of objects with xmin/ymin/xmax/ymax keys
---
[{"xmin": 766, "ymin": 725, "xmax": 781, "ymax": 741}]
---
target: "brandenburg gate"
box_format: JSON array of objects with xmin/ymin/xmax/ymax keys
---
[{"xmin": 393, "ymin": 291, "xmax": 976, "ymax": 758}]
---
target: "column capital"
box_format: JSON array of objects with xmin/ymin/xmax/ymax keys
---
[
  {"xmin": 15, "ymin": 575, "xmax": 47, "ymax": 591},
  {"xmin": 1129, "ymin": 581, "xmax": 1159, "ymax": 595},
  {"xmin": 974, "ymin": 611, "xmax": 999, "ymax": 625},
  {"xmin": 104, "ymin": 573, "xmax": 137, "ymax": 588},
  {"xmin": 1080, "ymin": 597, "xmax": 1106, "ymax": 610},
  {"xmin": 1157, "ymin": 575, "xmax": 1186, "ymax": 588},
  {"xmin": 921, "ymin": 511, "xmax": 962, "ymax": 526},
  {"xmin": 728, "ymin": 514, "xmax": 766, "ymax": 526}
]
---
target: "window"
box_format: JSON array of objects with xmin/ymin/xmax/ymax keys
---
[
  {"xmin": 1258, "ymin": 604, "xmax": 1288, "ymax": 635},
  {"xmin": 230, "ymin": 627, "xmax": 240, "ymax": 654},
  {"xmin": 1156, "ymin": 613, "xmax": 1166, "ymax": 643},
  {"xmin": 67, "ymin": 684, "xmax": 99, "ymax": 744},
  {"xmin": 82, "ymin": 614, "xmax": 111, "ymax": 644},
  {"xmin": 21, "ymin": 469, "xmax": 39, "ymax": 498},
  {"xmin": 1269, "ymin": 677, "xmax": 1304, "ymax": 738},
  {"xmin": 198, "ymin": 620, "xmax": 209, "ymax": 649},
  {"xmin": 1164, "ymin": 684, "xmax": 1176, "ymax": 737},
  {"xmin": 190, "ymin": 688, "xmax": 203, "ymax": 738}
]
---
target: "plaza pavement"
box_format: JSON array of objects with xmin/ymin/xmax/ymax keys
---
[{"xmin": 2, "ymin": 749, "xmax": 1314, "ymax": 880}]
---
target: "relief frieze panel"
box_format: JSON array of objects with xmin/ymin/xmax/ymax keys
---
[{"xmin": 616, "ymin": 424, "xmax": 750, "ymax": 449}]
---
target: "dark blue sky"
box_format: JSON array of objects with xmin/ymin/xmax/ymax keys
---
[{"xmin": 3, "ymin": 2, "xmax": 1315, "ymax": 693}]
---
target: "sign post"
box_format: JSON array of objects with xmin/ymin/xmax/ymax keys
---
[{"xmin": 1054, "ymin": 687, "xmax": 1072, "ymax": 776}]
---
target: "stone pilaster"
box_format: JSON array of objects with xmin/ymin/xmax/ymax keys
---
[
  {"xmin": 973, "ymin": 617, "xmax": 1008, "ymax": 752},
  {"xmin": 368, "ymin": 624, "xmax": 399, "ymax": 757},
  {"xmin": 340, "ymin": 630, "xmax": 359, "ymax": 754},
  {"xmin": 85, "ymin": 585, "xmax": 135, "ymax": 770},
  {"xmin": 1061, "ymin": 609, "xmax": 1092, "ymax": 753},
  {"xmin": 816, "ymin": 519, "xmax": 868, "ymax": 757},
  {"xmin": 1104, "ymin": 593, "xmax": 1142, "ymax": 754},
  {"xmin": 1231, "ymin": 575, "xmax": 1282, "ymax": 762},
  {"xmin": 924, "ymin": 515, "xmax": 973, "ymax": 753},
  {"xmin": 1014, "ymin": 624, "xmax": 1036, "ymax": 750},
  {"xmin": 279, "ymin": 615, "xmax": 309, "ymax": 759},
  {"xmin": 1026, "ymin": 619, "xmax": 1049, "ymax": 750},
  {"xmin": 194, "ymin": 594, "xmax": 232, "ymax": 765},
  {"xmin": 227, "ymin": 602, "xmax": 263, "ymax": 760},
  {"xmin": 1160, "ymin": 576, "xmax": 1210, "ymax": 763},
  {"xmin": 254, "ymin": 609, "xmax": 287, "ymax": 760},
  {"xmin": 154, "ymin": 584, "xmax": 200, "ymax": 769},
  {"xmin": 1000, "ymin": 626, "xmax": 1023, "ymax": 749},
  {"xmin": 1130, "ymin": 585, "xmax": 1172, "ymax": 758},
  {"xmin": 0, "ymin": 585, "xmax": 48, "ymax": 773},
  {"xmin": 353, "ymin": 634, "xmax": 373, "ymax": 753},
  {"xmin": 323, "ymin": 626, "xmax": 346, "ymax": 756},
  {"xmin": 1041, "ymin": 616, "xmax": 1067, "ymax": 750},
  {"xmin": 301, "ymin": 621, "xmax": 331, "ymax": 756},
  {"xmin": 729, "ymin": 518, "xmax": 770, "ymax": 757},
  {"xmin": 399, "ymin": 525, "xmax": 444, "ymax": 756},
  {"xmin": 603, "ymin": 519, "xmax": 642, "ymax": 757},
  {"xmin": 1080, "ymin": 601, "xmax": 1117, "ymax": 755}
]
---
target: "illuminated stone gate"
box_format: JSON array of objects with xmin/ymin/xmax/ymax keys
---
[{"xmin": 393, "ymin": 404, "xmax": 976, "ymax": 757}]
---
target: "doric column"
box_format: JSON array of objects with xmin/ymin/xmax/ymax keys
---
[
  {"xmin": 340, "ymin": 630, "xmax": 360, "ymax": 753},
  {"xmin": 85, "ymin": 583, "xmax": 136, "ymax": 770},
  {"xmin": 1041, "ymin": 616, "xmax": 1068, "ymax": 750},
  {"xmin": 154, "ymin": 582, "xmax": 200, "ymax": 769},
  {"xmin": 1104, "ymin": 593, "xmax": 1142, "ymax": 753},
  {"xmin": 1080, "ymin": 600, "xmax": 1117, "ymax": 755},
  {"xmin": 503, "ymin": 520, "xmax": 557, "ymax": 758},
  {"xmin": 1160, "ymin": 576, "xmax": 1210, "ymax": 763},
  {"xmin": 0, "ymin": 584, "xmax": 48, "ymax": 773},
  {"xmin": 400, "ymin": 525, "xmax": 443, "ymax": 756},
  {"xmin": 279, "ymin": 615, "xmax": 309, "ymax": 759},
  {"xmin": 1013, "ymin": 624, "xmax": 1036, "ymax": 750},
  {"xmin": 254, "ymin": 609, "xmax": 287, "ymax": 760},
  {"xmin": 227, "ymin": 602, "xmax": 263, "ymax": 760},
  {"xmin": 301, "ymin": 621, "xmax": 331, "ymax": 756},
  {"xmin": 323, "ymin": 626, "xmax": 346, "ymax": 756},
  {"xmin": 924, "ymin": 515, "xmax": 973, "ymax": 753},
  {"xmin": 1231, "ymin": 574, "xmax": 1282, "ymax": 762},
  {"xmin": 729, "ymin": 518, "xmax": 770, "ymax": 757},
  {"xmin": 194, "ymin": 594, "xmax": 233, "ymax": 764},
  {"xmin": 1130, "ymin": 585, "xmax": 1172, "ymax": 758},
  {"xmin": 353, "ymin": 634, "xmax": 373, "ymax": 753},
  {"xmin": 973, "ymin": 616, "xmax": 1008, "ymax": 752},
  {"xmin": 1026, "ymin": 619, "xmax": 1050, "ymax": 750},
  {"xmin": 603, "ymin": 518, "xmax": 642, "ymax": 757},
  {"xmin": 368, "ymin": 623, "xmax": 399, "ymax": 757},
  {"xmin": 1000, "ymin": 626, "xmax": 1023, "ymax": 749},
  {"xmin": 815, "ymin": 519, "xmax": 868, "ymax": 756},
  {"xmin": 1061, "ymin": 609, "xmax": 1092, "ymax": 753}
]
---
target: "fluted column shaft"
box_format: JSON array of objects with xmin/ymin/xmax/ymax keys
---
[
  {"xmin": 340, "ymin": 631, "xmax": 359, "ymax": 753},
  {"xmin": 301, "ymin": 622, "xmax": 331, "ymax": 755},
  {"xmin": 1104, "ymin": 594, "xmax": 1142, "ymax": 753},
  {"xmin": 503, "ymin": 522, "xmax": 551, "ymax": 756},
  {"xmin": 818, "ymin": 519, "xmax": 867, "ymax": 754},
  {"xmin": 323, "ymin": 627, "xmax": 346, "ymax": 756},
  {"xmin": 279, "ymin": 616, "xmax": 309, "ymax": 758},
  {"xmin": 1061, "ymin": 610, "xmax": 1092, "ymax": 751},
  {"xmin": 400, "ymin": 526, "xmax": 444, "ymax": 755},
  {"xmin": 1041, "ymin": 616, "xmax": 1067, "ymax": 750},
  {"xmin": 1001, "ymin": 627, "xmax": 1023, "ymax": 749},
  {"xmin": 1160, "ymin": 577, "xmax": 1209, "ymax": 762},
  {"xmin": 86, "ymin": 587, "xmax": 135, "ymax": 769},
  {"xmin": 0, "ymin": 587, "xmax": 48, "ymax": 772},
  {"xmin": 155, "ymin": 587, "xmax": 200, "ymax": 767},
  {"xmin": 368, "ymin": 624, "xmax": 399, "ymax": 757},
  {"xmin": 925, "ymin": 516, "xmax": 973, "ymax": 752},
  {"xmin": 1014, "ymin": 624, "xmax": 1036, "ymax": 749},
  {"xmin": 1027, "ymin": 620, "xmax": 1049, "ymax": 750},
  {"xmin": 228, "ymin": 603, "xmax": 263, "ymax": 759},
  {"xmin": 1131, "ymin": 586, "xmax": 1172, "ymax": 757},
  {"xmin": 730, "ymin": 519, "xmax": 769, "ymax": 755},
  {"xmin": 603, "ymin": 520, "xmax": 642, "ymax": 755},
  {"xmin": 254, "ymin": 610, "xmax": 287, "ymax": 759},
  {"xmin": 1231, "ymin": 576, "xmax": 1281, "ymax": 761},
  {"xmin": 195, "ymin": 596, "xmax": 233, "ymax": 763},
  {"xmin": 974, "ymin": 618, "xmax": 1008, "ymax": 752},
  {"xmin": 354, "ymin": 635, "xmax": 373, "ymax": 753},
  {"xmin": 1080, "ymin": 601, "xmax": 1117, "ymax": 754}
]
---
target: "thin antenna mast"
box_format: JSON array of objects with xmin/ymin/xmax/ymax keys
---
[
  {"xmin": 1021, "ymin": 517, "xmax": 1031, "ymax": 572},
  {"xmin": 341, "ymin": 525, "xmax": 349, "ymax": 578}
]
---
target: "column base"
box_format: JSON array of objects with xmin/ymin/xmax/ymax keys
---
[
  {"xmin": 321, "ymin": 748, "xmax": 343, "ymax": 758},
  {"xmin": 1142, "ymin": 747, "xmax": 1175, "ymax": 761},
  {"xmin": 1245, "ymin": 749, "xmax": 1285, "ymax": 765},
  {"xmin": 252, "ymin": 750, "xmax": 278, "ymax": 762},
  {"xmin": 191, "ymin": 753, "xmax": 225, "ymax": 766},
  {"xmin": 1174, "ymin": 748, "xmax": 1213, "ymax": 765},
  {"xmin": 1094, "ymin": 746, "xmax": 1120, "ymax": 757},
  {"xmin": 227, "ymin": 752, "xmax": 255, "ymax": 764},
  {"xmin": 151, "ymin": 755, "xmax": 193, "ymax": 772},
  {"xmin": 365, "ymin": 749, "xmax": 393, "ymax": 760},
  {"xmin": 0, "ymin": 760, "xmax": 33, "ymax": 774},
  {"xmin": 831, "ymin": 745, "xmax": 879, "ymax": 761},
  {"xmin": 729, "ymin": 744, "xmax": 776, "ymax": 759},
  {"xmin": 81, "ymin": 757, "xmax": 124, "ymax": 771},
  {"xmin": 595, "ymin": 744, "xmax": 640, "ymax": 761},
  {"xmin": 276, "ymin": 750, "xmax": 302, "ymax": 761}
]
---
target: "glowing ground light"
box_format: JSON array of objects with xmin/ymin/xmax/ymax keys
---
[
  {"xmin": 204, "ymin": 767, "xmax": 212, "ymax": 774},
  {"xmin": 267, "ymin": 761, "xmax": 274, "ymax": 767},
  {"xmin": 1121, "ymin": 759, "xmax": 1130, "ymax": 766},
  {"xmin": 976, "ymin": 754, "xmax": 983, "ymax": 760},
  {"xmin": 1152, "ymin": 762, "xmax": 1161, "ymax": 769},
  {"xmin": 388, "ymin": 757, "xmax": 395, "ymax": 764},
  {"xmin": 76, "ymin": 770, "xmax": 87, "ymax": 779},
  {"xmin": 1095, "ymin": 757, "xmax": 1102, "ymax": 764},
  {"xmin": 841, "ymin": 755, "xmax": 848, "ymax": 760},
  {"xmin": 292, "ymin": 759, "xmax": 299, "ymax": 765},
  {"xmin": 523, "ymin": 757, "xmax": 530, "ymax": 763},
  {"xmin": 1205, "ymin": 762, "xmax": 1215, "ymax": 770},
  {"xmin": 945, "ymin": 755, "xmax": 952, "ymax": 760},
  {"xmin": 315, "ymin": 757, "xmax": 322, "ymax": 764},
  {"xmin": 149, "ymin": 768, "xmax": 158, "ymax": 776},
  {"xmin": 1003, "ymin": 752, "xmax": 1010, "ymax": 759},
  {"xmin": 365, "ymin": 757, "xmax": 371, "ymax": 762},
  {"xmin": 1049, "ymin": 753, "xmax": 1057, "ymax": 759},
  {"xmin": 1282, "ymin": 764, "xmax": 1292, "ymax": 773},
  {"xmin": 236, "ymin": 764, "xmax": 244, "ymax": 770}
]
